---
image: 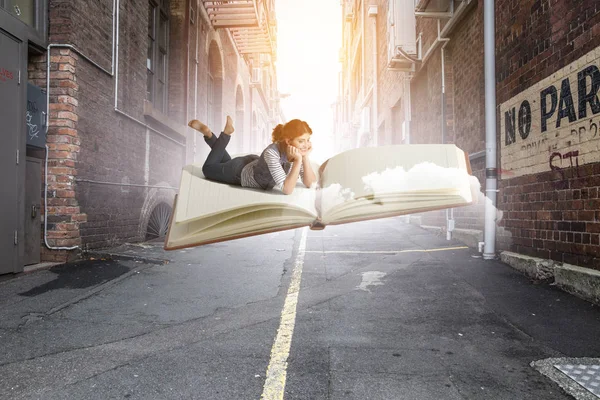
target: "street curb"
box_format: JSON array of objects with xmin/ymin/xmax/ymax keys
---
[
  {"xmin": 84, "ymin": 251, "xmax": 169, "ymax": 266},
  {"xmin": 451, "ymin": 228, "xmax": 484, "ymax": 248},
  {"xmin": 412, "ymin": 219, "xmax": 600, "ymax": 306},
  {"xmin": 554, "ymin": 264, "xmax": 600, "ymax": 306},
  {"xmin": 500, "ymin": 251, "xmax": 555, "ymax": 281},
  {"xmin": 45, "ymin": 262, "xmax": 155, "ymax": 315},
  {"xmin": 500, "ymin": 251, "xmax": 600, "ymax": 306}
]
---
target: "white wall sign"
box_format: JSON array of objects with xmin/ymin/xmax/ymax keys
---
[{"xmin": 500, "ymin": 46, "xmax": 600, "ymax": 178}]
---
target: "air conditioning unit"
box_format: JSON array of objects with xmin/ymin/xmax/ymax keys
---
[
  {"xmin": 251, "ymin": 68, "xmax": 262, "ymax": 84},
  {"xmin": 388, "ymin": 0, "xmax": 417, "ymax": 70}
]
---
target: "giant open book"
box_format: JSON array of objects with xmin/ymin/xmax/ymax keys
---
[{"xmin": 164, "ymin": 144, "xmax": 476, "ymax": 250}]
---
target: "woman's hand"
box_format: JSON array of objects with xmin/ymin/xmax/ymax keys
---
[{"xmin": 287, "ymin": 145, "xmax": 303, "ymax": 162}]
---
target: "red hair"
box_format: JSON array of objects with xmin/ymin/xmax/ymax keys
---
[{"xmin": 271, "ymin": 119, "xmax": 312, "ymax": 143}]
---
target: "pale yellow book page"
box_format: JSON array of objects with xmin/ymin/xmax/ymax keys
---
[
  {"xmin": 175, "ymin": 164, "xmax": 318, "ymax": 224},
  {"xmin": 320, "ymin": 195, "xmax": 470, "ymax": 225},
  {"xmin": 318, "ymin": 144, "xmax": 472, "ymax": 222},
  {"xmin": 166, "ymin": 207, "xmax": 314, "ymax": 249},
  {"xmin": 320, "ymin": 144, "xmax": 465, "ymax": 197}
]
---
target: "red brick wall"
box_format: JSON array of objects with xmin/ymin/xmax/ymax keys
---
[
  {"xmin": 26, "ymin": 0, "xmax": 269, "ymax": 260},
  {"xmin": 496, "ymin": 0, "xmax": 600, "ymax": 269},
  {"xmin": 448, "ymin": 3, "xmax": 484, "ymax": 155},
  {"xmin": 30, "ymin": 0, "xmax": 189, "ymax": 255}
]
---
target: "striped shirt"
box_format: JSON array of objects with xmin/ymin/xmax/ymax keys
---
[{"xmin": 240, "ymin": 143, "xmax": 304, "ymax": 192}]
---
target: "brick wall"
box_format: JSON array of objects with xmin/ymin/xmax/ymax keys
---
[
  {"xmin": 496, "ymin": 0, "xmax": 600, "ymax": 270},
  {"xmin": 24, "ymin": 0, "xmax": 272, "ymax": 261},
  {"xmin": 411, "ymin": 1, "xmax": 486, "ymax": 229},
  {"xmin": 29, "ymin": 43, "xmax": 86, "ymax": 260},
  {"xmin": 32, "ymin": 0, "xmax": 189, "ymax": 255},
  {"xmin": 375, "ymin": 0, "xmax": 408, "ymax": 146}
]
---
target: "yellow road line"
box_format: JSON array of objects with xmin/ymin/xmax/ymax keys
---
[
  {"xmin": 261, "ymin": 227, "xmax": 308, "ymax": 400},
  {"xmin": 304, "ymin": 246, "xmax": 469, "ymax": 254}
]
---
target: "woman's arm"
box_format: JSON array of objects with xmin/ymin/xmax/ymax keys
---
[
  {"xmin": 301, "ymin": 156, "xmax": 317, "ymax": 188},
  {"xmin": 264, "ymin": 145, "xmax": 302, "ymax": 195},
  {"xmin": 282, "ymin": 160, "xmax": 302, "ymax": 195}
]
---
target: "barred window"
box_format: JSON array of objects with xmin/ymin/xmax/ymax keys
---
[{"xmin": 147, "ymin": 0, "xmax": 169, "ymax": 113}]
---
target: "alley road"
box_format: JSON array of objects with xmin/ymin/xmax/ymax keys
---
[{"xmin": 1, "ymin": 218, "xmax": 600, "ymax": 399}]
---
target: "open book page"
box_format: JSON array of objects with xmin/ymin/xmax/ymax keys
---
[
  {"xmin": 166, "ymin": 200, "xmax": 313, "ymax": 249},
  {"xmin": 165, "ymin": 163, "xmax": 319, "ymax": 249},
  {"xmin": 317, "ymin": 144, "xmax": 474, "ymax": 224},
  {"xmin": 175, "ymin": 164, "xmax": 318, "ymax": 224}
]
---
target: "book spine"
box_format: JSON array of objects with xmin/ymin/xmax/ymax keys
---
[{"xmin": 309, "ymin": 219, "xmax": 326, "ymax": 230}]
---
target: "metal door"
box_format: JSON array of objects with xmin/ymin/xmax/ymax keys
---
[
  {"xmin": 0, "ymin": 29, "xmax": 22, "ymax": 274},
  {"xmin": 24, "ymin": 157, "xmax": 41, "ymax": 265}
]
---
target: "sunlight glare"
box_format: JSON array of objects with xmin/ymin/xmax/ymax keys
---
[{"xmin": 276, "ymin": 0, "xmax": 342, "ymax": 164}]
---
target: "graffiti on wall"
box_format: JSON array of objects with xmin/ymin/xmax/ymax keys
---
[
  {"xmin": 0, "ymin": 68, "xmax": 14, "ymax": 82},
  {"xmin": 26, "ymin": 100, "xmax": 40, "ymax": 141},
  {"xmin": 500, "ymin": 46, "xmax": 600, "ymax": 179}
]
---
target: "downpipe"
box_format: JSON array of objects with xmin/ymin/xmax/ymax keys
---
[
  {"xmin": 441, "ymin": 37, "xmax": 453, "ymax": 240},
  {"xmin": 483, "ymin": 0, "xmax": 498, "ymax": 259}
]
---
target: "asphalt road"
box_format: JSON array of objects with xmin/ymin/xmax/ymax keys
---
[{"xmin": 1, "ymin": 218, "xmax": 599, "ymax": 399}]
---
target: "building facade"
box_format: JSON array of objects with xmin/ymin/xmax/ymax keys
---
[
  {"xmin": 0, "ymin": 0, "xmax": 282, "ymax": 274},
  {"xmin": 334, "ymin": 0, "xmax": 600, "ymax": 277}
]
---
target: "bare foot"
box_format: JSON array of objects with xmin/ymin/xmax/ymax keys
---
[
  {"xmin": 188, "ymin": 119, "xmax": 212, "ymax": 138},
  {"xmin": 223, "ymin": 116, "xmax": 235, "ymax": 135}
]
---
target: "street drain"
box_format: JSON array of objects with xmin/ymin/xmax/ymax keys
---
[{"xmin": 554, "ymin": 364, "xmax": 600, "ymax": 398}]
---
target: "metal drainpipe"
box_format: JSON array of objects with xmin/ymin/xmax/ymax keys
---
[
  {"xmin": 404, "ymin": 75, "xmax": 411, "ymax": 144},
  {"xmin": 483, "ymin": 0, "xmax": 498, "ymax": 259},
  {"xmin": 439, "ymin": 22, "xmax": 453, "ymax": 241}
]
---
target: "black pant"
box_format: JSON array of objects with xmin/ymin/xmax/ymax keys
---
[{"xmin": 202, "ymin": 132, "xmax": 254, "ymax": 185}]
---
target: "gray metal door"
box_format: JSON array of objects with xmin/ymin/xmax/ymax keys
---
[
  {"xmin": 0, "ymin": 30, "xmax": 22, "ymax": 274},
  {"xmin": 24, "ymin": 157, "xmax": 41, "ymax": 265}
]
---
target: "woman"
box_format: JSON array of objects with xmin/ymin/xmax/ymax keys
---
[{"xmin": 189, "ymin": 116, "xmax": 317, "ymax": 195}]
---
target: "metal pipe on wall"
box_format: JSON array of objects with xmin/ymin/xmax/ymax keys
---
[
  {"xmin": 483, "ymin": 0, "xmax": 498, "ymax": 259},
  {"xmin": 441, "ymin": 41, "xmax": 455, "ymax": 241},
  {"xmin": 404, "ymin": 75, "xmax": 411, "ymax": 144}
]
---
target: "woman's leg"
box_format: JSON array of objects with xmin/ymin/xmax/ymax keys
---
[
  {"xmin": 190, "ymin": 117, "xmax": 234, "ymax": 162},
  {"xmin": 202, "ymin": 138, "xmax": 246, "ymax": 185},
  {"xmin": 203, "ymin": 133, "xmax": 232, "ymax": 169},
  {"xmin": 204, "ymin": 133, "xmax": 231, "ymax": 163},
  {"xmin": 202, "ymin": 116, "xmax": 243, "ymax": 184}
]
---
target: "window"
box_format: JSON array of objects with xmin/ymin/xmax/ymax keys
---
[
  {"xmin": 147, "ymin": 0, "xmax": 169, "ymax": 113},
  {"xmin": 1, "ymin": 0, "xmax": 48, "ymax": 43},
  {"xmin": 6, "ymin": 0, "xmax": 35, "ymax": 26}
]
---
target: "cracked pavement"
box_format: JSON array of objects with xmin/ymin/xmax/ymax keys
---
[{"xmin": 1, "ymin": 218, "xmax": 600, "ymax": 399}]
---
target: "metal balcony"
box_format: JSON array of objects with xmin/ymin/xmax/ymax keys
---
[{"xmin": 202, "ymin": 0, "xmax": 276, "ymax": 55}]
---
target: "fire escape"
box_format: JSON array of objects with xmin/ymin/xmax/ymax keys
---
[
  {"xmin": 201, "ymin": 0, "xmax": 278, "ymax": 119},
  {"xmin": 203, "ymin": 0, "xmax": 276, "ymax": 55}
]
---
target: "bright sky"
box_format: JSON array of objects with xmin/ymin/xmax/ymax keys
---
[{"xmin": 275, "ymin": 0, "xmax": 342, "ymax": 164}]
